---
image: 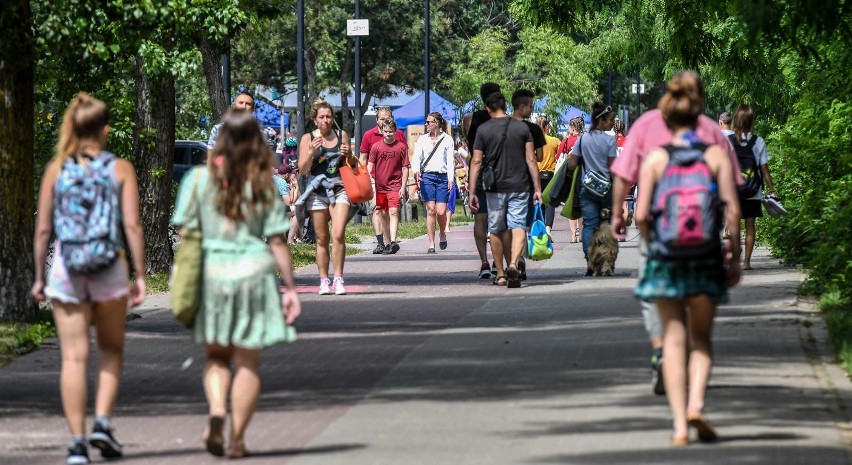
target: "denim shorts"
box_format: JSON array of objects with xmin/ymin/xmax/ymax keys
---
[
  {"xmin": 419, "ymin": 172, "xmax": 450, "ymax": 204},
  {"xmin": 45, "ymin": 243, "xmax": 130, "ymax": 305},
  {"xmin": 486, "ymin": 192, "xmax": 530, "ymax": 234},
  {"xmin": 305, "ymin": 187, "xmax": 350, "ymax": 211}
]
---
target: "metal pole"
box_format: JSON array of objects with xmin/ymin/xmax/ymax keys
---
[
  {"xmin": 354, "ymin": 0, "xmax": 362, "ymax": 145},
  {"xmin": 296, "ymin": 0, "xmax": 305, "ymax": 138},
  {"xmin": 424, "ymin": 0, "xmax": 430, "ymax": 118},
  {"xmin": 636, "ymin": 71, "xmax": 641, "ymax": 118}
]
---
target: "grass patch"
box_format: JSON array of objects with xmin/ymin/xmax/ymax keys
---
[
  {"xmin": 147, "ymin": 272, "xmax": 171, "ymax": 294},
  {"xmin": 0, "ymin": 308, "xmax": 56, "ymax": 366},
  {"xmin": 819, "ymin": 291, "xmax": 852, "ymax": 374}
]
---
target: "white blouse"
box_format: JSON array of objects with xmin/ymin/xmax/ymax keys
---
[{"xmin": 413, "ymin": 132, "xmax": 455, "ymax": 185}]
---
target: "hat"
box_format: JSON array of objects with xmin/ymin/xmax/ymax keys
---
[
  {"xmin": 285, "ymin": 136, "xmax": 297, "ymax": 148},
  {"xmin": 276, "ymin": 163, "xmax": 293, "ymax": 175}
]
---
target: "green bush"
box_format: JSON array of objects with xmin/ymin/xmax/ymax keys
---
[{"xmin": 819, "ymin": 292, "xmax": 852, "ymax": 373}]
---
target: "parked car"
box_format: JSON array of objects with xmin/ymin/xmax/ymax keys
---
[{"xmin": 173, "ymin": 140, "xmax": 208, "ymax": 182}]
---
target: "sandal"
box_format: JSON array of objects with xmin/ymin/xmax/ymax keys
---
[
  {"xmin": 669, "ymin": 434, "xmax": 689, "ymax": 447},
  {"xmin": 506, "ymin": 265, "xmax": 521, "ymax": 288},
  {"xmin": 687, "ymin": 412, "xmax": 718, "ymax": 442},
  {"xmin": 226, "ymin": 440, "xmax": 248, "ymax": 459},
  {"xmin": 492, "ymin": 275, "xmax": 508, "ymax": 286},
  {"xmin": 574, "ymin": 227, "xmax": 581, "ymax": 243},
  {"xmin": 203, "ymin": 416, "xmax": 225, "ymax": 457},
  {"xmin": 518, "ymin": 259, "xmax": 527, "ymax": 281},
  {"xmin": 427, "ymin": 247, "xmax": 436, "ymax": 254}
]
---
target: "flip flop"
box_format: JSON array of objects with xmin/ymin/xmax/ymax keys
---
[
  {"xmin": 427, "ymin": 247, "xmax": 436, "ymax": 254},
  {"xmin": 687, "ymin": 413, "xmax": 718, "ymax": 442},
  {"xmin": 506, "ymin": 265, "xmax": 521, "ymax": 288}
]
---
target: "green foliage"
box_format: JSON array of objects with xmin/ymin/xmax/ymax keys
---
[
  {"xmin": 0, "ymin": 309, "xmax": 56, "ymax": 363},
  {"xmin": 819, "ymin": 292, "xmax": 852, "ymax": 374}
]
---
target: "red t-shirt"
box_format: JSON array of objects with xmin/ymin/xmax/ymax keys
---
[
  {"xmin": 368, "ymin": 140, "xmax": 410, "ymax": 192},
  {"xmin": 557, "ymin": 134, "xmax": 579, "ymax": 163},
  {"xmin": 360, "ymin": 127, "xmax": 407, "ymax": 155}
]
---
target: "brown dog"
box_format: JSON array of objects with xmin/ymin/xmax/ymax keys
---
[{"xmin": 588, "ymin": 208, "xmax": 619, "ymax": 276}]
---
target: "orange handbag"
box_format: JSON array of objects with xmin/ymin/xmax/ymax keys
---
[{"xmin": 339, "ymin": 155, "xmax": 374, "ymax": 203}]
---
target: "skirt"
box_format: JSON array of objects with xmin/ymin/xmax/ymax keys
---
[{"xmin": 634, "ymin": 253, "xmax": 728, "ymax": 303}]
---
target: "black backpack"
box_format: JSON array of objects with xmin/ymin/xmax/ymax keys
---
[{"xmin": 728, "ymin": 134, "xmax": 762, "ymax": 198}]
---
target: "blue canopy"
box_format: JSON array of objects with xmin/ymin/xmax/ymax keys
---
[
  {"xmin": 253, "ymin": 98, "xmax": 281, "ymax": 129},
  {"xmin": 533, "ymin": 97, "xmax": 591, "ymax": 131},
  {"xmin": 393, "ymin": 90, "xmax": 459, "ymax": 130}
]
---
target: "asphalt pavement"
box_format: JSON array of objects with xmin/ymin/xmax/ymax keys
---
[{"xmin": 1, "ymin": 220, "xmax": 850, "ymax": 465}]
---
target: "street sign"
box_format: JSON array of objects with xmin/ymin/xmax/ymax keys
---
[
  {"xmin": 631, "ymin": 84, "xmax": 645, "ymax": 94},
  {"xmin": 347, "ymin": 19, "xmax": 369, "ymax": 36}
]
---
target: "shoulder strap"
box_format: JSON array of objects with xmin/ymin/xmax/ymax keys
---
[
  {"xmin": 186, "ymin": 168, "xmax": 203, "ymax": 231},
  {"xmin": 421, "ymin": 135, "xmax": 446, "ymax": 172}
]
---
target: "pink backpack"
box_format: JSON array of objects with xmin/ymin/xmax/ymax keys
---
[{"xmin": 650, "ymin": 144, "xmax": 721, "ymax": 258}]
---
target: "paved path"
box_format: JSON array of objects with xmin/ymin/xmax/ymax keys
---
[{"xmin": 1, "ymin": 222, "xmax": 850, "ymax": 465}]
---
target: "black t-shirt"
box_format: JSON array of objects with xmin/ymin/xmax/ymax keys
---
[
  {"xmin": 524, "ymin": 121, "xmax": 546, "ymax": 150},
  {"xmin": 473, "ymin": 117, "xmax": 533, "ymax": 193},
  {"xmin": 466, "ymin": 110, "xmax": 491, "ymax": 149}
]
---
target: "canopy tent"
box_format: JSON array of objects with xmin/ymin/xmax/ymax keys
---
[
  {"xmin": 392, "ymin": 90, "xmax": 459, "ymax": 130},
  {"xmin": 533, "ymin": 97, "xmax": 591, "ymax": 132}
]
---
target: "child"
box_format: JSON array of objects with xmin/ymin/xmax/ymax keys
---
[{"xmin": 367, "ymin": 117, "xmax": 410, "ymax": 254}]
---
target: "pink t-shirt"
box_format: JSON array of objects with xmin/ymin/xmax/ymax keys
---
[
  {"xmin": 360, "ymin": 127, "xmax": 407, "ymax": 155},
  {"xmin": 611, "ymin": 109, "xmax": 741, "ymax": 185}
]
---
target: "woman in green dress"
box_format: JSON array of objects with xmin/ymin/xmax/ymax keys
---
[{"xmin": 172, "ymin": 110, "xmax": 301, "ymax": 458}]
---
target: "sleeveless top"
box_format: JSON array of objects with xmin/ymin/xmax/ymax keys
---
[{"xmin": 310, "ymin": 131, "xmax": 343, "ymax": 178}]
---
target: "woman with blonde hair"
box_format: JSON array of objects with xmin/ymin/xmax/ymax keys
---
[
  {"xmin": 634, "ymin": 71, "xmax": 741, "ymax": 445},
  {"xmin": 298, "ymin": 99, "xmax": 354, "ymax": 294},
  {"xmin": 32, "ymin": 92, "xmax": 146, "ymax": 464},
  {"xmin": 172, "ymin": 109, "xmax": 301, "ymax": 458}
]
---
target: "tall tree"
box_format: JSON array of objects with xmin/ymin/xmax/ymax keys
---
[{"xmin": 0, "ymin": 0, "xmax": 37, "ymax": 321}]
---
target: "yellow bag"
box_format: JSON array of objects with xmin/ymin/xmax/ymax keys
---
[{"xmin": 171, "ymin": 170, "xmax": 203, "ymax": 328}]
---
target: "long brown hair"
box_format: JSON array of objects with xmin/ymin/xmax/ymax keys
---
[
  {"xmin": 732, "ymin": 104, "xmax": 755, "ymax": 142},
  {"xmin": 53, "ymin": 92, "xmax": 110, "ymax": 168},
  {"xmin": 658, "ymin": 71, "xmax": 705, "ymax": 130},
  {"xmin": 209, "ymin": 110, "xmax": 276, "ymax": 222}
]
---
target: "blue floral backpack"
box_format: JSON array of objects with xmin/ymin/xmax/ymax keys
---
[{"xmin": 53, "ymin": 152, "xmax": 123, "ymax": 274}]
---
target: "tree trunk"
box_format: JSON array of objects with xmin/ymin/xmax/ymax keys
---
[
  {"xmin": 0, "ymin": 0, "xmax": 37, "ymax": 322},
  {"xmin": 199, "ymin": 36, "xmax": 229, "ymax": 123},
  {"xmin": 133, "ymin": 56, "xmax": 176, "ymax": 275}
]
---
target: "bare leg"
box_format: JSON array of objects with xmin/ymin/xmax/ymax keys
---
[
  {"xmin": 436, "ymin": 202, "xmax": 448, "ymax": 243},
  {"xmin": 658, "ymin": 299, "xmax": 689, "ymax": 440},
  {"xmin": 330, "ymin": 202, "xmax": 350, "ymax": 277},
  {"xmin": 53, "ymin": 301, "xmax": 94, "ymax": 436},
  {"xmin": 743, "ymin": 217, "xmax": 756, "ymax": 270},
  {"xmin": 388, "ymin": 208, "xmax": 400, "ymax": 242},
  {"xmin": 379, "ymin": 209, "xmax": 391, "ymax": 242},
  {"xmin": 490, "ymin": 231, "xmax": 509, "ymax": 277},
  {"xmin": 310, "ymin": 209, "xmax": 331, "ymax": 279},
  {"xmin": 229, "ymin": 348, "xmax": 262, "ymax": 453},
  {"xmin": 474, "ymin": 213, "xmax": 488, "ymax": 266},
  {"xmin": 685, "ymin": 295, "xmax": 716, "ymax": 416},
  {"xmin": 203, "ymin": 345, "xmax": 233, "ymax": 417},
  {"xmin": 425, "ymin": 201, "xmax": 437, "ymax": 248},
  {"xmin": 92, "ymin": 297, "xmax": 128, "ymax": 418},
  {"xmin": 509, "ymin": 228, "xmax": 526, "ymax": 267}
]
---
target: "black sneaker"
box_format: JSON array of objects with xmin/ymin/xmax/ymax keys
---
[
  {"xmin": 651, "ymin": 354, "xmax": 666, "ymax": 395},
  {"xmin": 90, "ymin": 422, "xmax": 123, "ymax": 459},
  {"xmin": 66, "ymin": 442, "xmax": 90, "ymax": 465},
  {"xmin": 518, "ymin": 258, "xmax": 527, "ymax": 281},
  {"xmin": 373, "ymin": 243, "xmax": 385, "ymax": 254},
  {"xmin": 478, "ymin": 263, "xmax": 491, "ymax": 279},
  {"xmin": 389, "ymin": 241, "xmax": 400, "ymax": 254}
]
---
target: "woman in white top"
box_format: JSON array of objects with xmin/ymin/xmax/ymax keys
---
[{"xmin": 413, "ymin": 112, "xmax": 455, "ymax": 253}]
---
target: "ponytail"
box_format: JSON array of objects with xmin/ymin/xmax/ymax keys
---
[{"xmin": 54, "ymin": 92, "xmax": 110, "ymax": 168}]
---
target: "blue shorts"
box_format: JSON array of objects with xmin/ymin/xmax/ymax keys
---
[
  {"xmin": 486, "ymin": 192, "xmax": 530, "ymax": 234},
  {"xmin": 475, "ymin": 190, "xmax": 488, "ymax": 215},
  {"xmin": 419, "ymin": 172, "xmax": 450, "ymax": 204}
]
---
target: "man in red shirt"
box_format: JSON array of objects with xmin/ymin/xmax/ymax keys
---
[
  {"xmin": 368, "ymin": 118, "xmax": 410, "ymax": 255},
  {"xmin": 609, "ymin": 72, "xmax": 741, "ymax": 396},
  {"xmin": 360, "ymin": 107, "xmax": 408, "ymax": 254}
]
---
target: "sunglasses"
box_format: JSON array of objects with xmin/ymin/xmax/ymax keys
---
[
  {"xmin": 593, "ymin": 106, "xmax": 613, "ymax": 120},
  {"xmin": 426, "ymin": 119, "xmax": 437, "ymax": 124}
]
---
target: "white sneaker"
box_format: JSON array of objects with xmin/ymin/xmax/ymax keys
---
[
  {"xmin": 332, "ymin": 277, "xmax": 346, "ymax": 295},
  {"xmin": 318, "ymin": 278, "xmax": 331, "ymax": 295}
]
